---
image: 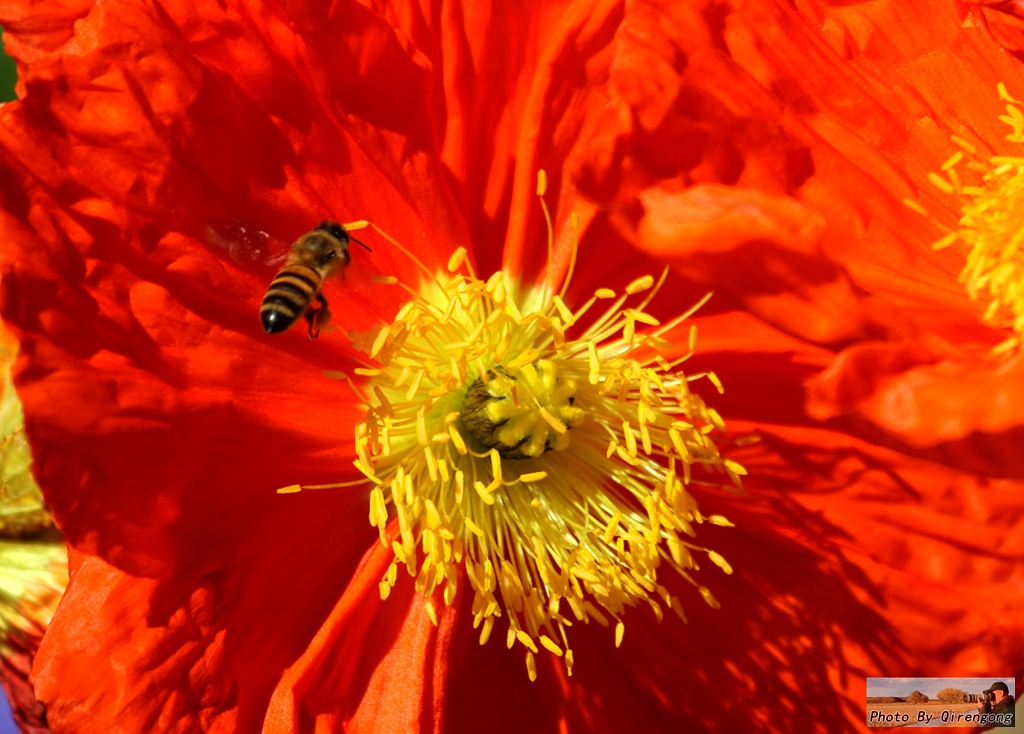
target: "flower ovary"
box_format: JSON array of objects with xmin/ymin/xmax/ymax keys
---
[{"xmin": 460, "ymin": 360, "xmax": 584, "ymax": 459}]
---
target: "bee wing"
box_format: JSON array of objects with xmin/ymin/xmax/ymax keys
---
[
  {"xmin": 205, "ymin": 222, "xmax": 293, "ymax": 268},
  {"xmin": 264, "ymin": 247, "xmax": 292, "ymax": 269}
]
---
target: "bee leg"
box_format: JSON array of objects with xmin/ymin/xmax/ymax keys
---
[{"xmin": 306, "ymin": 294, "xmax": 331, "ymax": 339}]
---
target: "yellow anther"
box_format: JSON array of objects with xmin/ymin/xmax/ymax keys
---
[
  {"xmin": 540, "ymin": 635, "xmax": 563, "ymax": 656},
  {"xmin": 516, "ymin": 631, "xmax": 539, "ymax": 653},
  {"xmin": 625, "ymin": 275, "xmax": 655, "ymax": 294},
  {"xmin": 474, "ymin": 481, "xmax": 497, "ymax": 505},
  {"xmin": 448, "ymin": 247, "xmax": 468, "ymax": 272},
  {"xmin": 449, "ymin": 424, "xmax": 467, "ymax": 455},
  {"xmin": 552, "ymin": 295, "xmax": 575, "ymax": 325},
  {"xmin": 927, "ymin": 172, "xmax": 954, "ymax": 194}
]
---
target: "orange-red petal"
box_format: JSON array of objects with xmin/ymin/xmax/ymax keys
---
[
  {"xmin": 567, "ymin": 0, "xmax": 1024, "ymax": 455},
  {"xmin": 265, "ymin": 539, "xmax": 458, "ymax": 734},
  {"xmin": 965, "ymin": 1, "xmax": 1024, "ymax": 57},
  {"xmin": 32, "ymin": 482, "xmax": 378, "ymax": 732}
]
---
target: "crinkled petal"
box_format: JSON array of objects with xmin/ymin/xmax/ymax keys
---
[
  {"xmin": 265, "ymin": 538, "xmax": 457, "ymax": 734},
  {"xmin": 32, "ymin": 483, "xmax": 375, "ymax": 733},
  {"xmin": 0, "ymin": 0, "xmax": 481, "ymax": 575},
  {"xmin": 569, "ymin": 0, "xmax": 1024, "ymax": 450},
  {"xmin": 415, "ymin": 0, "xmax": 624, "ymax": 285},
  {"xmin": 633, "ymin": 183, "xmax": 903, "ymax": 347},
  {"xmin": 1, "ymin": 0, "xmax": 467, "ymax": 262},
  {"xmin": 807, "ymin": 343, "xmax": 1024, "ymax": 476},
  {"xmin": 0, "ymin": 197, "xmax": 370, "ymax": 577},
  {"xmin": 964, "ymin": 1, "xmax": 1024, "ymax": 58}
]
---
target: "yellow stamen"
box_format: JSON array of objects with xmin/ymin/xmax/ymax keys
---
[
  {"xmin": 911, "ymin": 86, "xmax": 1024, "ymax": 351},
  {"xmin": 310, "ymin": 188, "xmax": 742, "ymax": 680}
]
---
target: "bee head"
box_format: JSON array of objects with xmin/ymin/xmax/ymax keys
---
[
  {"xmin": 293, "ymin": 221, "xmax": 351, "ymax": 272},
  {"xmin": 316, "ymin": 221, "xmax": 350, "ymax": 245}
]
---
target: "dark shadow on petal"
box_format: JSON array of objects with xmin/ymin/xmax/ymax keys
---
[
  {"xmin": 443, "ymin": 434, "xmax": 918, "ymax": 733},
  {"xmin": 826, "ymin": 415, "xmax": 1024, "ymax": 481}
]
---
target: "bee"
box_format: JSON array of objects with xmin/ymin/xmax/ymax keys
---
[{"xmin": 260, "ymin": 220, "xmax": 369, "ymax": 338}]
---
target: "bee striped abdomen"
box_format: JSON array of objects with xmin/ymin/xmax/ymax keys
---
[{"xmin": 260, "ymin": 265, "xmax": 322, "ymax": 334}]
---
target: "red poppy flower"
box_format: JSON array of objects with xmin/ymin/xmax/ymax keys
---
[{"xmin": 0, "ymin": 1, "xmax": 1022, "ymax": 734}]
